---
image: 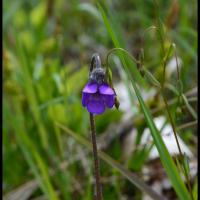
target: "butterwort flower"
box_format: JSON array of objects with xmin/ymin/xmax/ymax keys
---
[
  {"xmin": 82, "ymin": 81, "xmax": 115, "ymax": 114},
  {"xmin": 82, "ymin": 54, "xmax": 116, "ymax": 115}
]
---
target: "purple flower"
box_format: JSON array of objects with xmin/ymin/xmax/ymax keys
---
[{"xmin": 82, "ymin": 81, "xmax": 115, "ymax": 115}]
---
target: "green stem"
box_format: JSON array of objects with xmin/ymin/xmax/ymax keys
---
[
  {"xmin": 105, "ymin": 46, "xmax": 194, "ymax": 200},
  {"xmin": 105, "ymin": 47, "xmax": 140, "ymax": 73}
]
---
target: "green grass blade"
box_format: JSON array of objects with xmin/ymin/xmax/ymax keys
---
[
  {"xmin": 56, "ymin": 123, "xmax": 165, "ymax": 200},
  {"xmin": 192, "ymin": 179, "xmax": 198, "ymax": 200},
  {"xmin": 9, "ymin": 98, "xmax": 59, "ymax": 200},
  {"xmin": 182, "ymin": 94, "xmax": 197, "ymax": 120},
  {"xmin": 14, "ymin": 31, "xmax": 49, "ymax": 150},
  {"xmin": 97, "ymin": 4, "xmax": 191, "ymax": 200},
  {"xmin": 124, "ymin": 67, "xmax": 190, "ymax": 200},
  {"xmin": 32, "ymin": 151, "xmax": 59, "ymax": 200},
  {"xmin": 97, "ymin": 2, "xmax": 146, "ymax": 87}
]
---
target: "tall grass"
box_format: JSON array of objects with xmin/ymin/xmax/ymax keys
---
[
  {"xmin": 97, "ymin": 2, "xmax": 192, "ymax": 200},
  {"xmin": 3, "ymin": 0, "xmax": 197, "ymax": 199}
]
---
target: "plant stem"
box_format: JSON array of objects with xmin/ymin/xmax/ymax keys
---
[
  {"xmin": 161, "ymin": 90, "xmax": 194, "ymax": 200},
  {"xmin": 161, "ymin": 91, "xmax": 183, "ymax": 155},
  {"xmin": 105, "ymin": 47, "xmax": 140, "ymax": 74},
  {"xmin": 161, "ymin": 43, "xmax": 194, "ymax": 200},
  {"xmin": 89, "ymin": 113, "xmax": 102, "ymax": 200}
]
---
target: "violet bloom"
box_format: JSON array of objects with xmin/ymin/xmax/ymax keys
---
[{"xmin": 82, "ymin": 81, "xmax": 115, "ymax": 115}]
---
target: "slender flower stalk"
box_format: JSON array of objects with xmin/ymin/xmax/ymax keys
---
[
  {"xmin": 82, "ymin": 53, "xmax": 117, "ymax": 200},
  {"xmin": 90, "ymin": 113, "xmax": 102, "ymax": 200}
]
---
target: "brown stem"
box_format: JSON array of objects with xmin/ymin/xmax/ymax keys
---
[
  {"xmin": 90, "ymin": 113, "xmax": 102, "ymax": 200},
  {"xmin": 161, "ymin": 90, "xmax": 194, "ymax": 200}
]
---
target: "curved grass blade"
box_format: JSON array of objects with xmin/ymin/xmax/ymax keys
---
[
  {"xmin": 97, "ymin": 3, "xmax": 191, "ymax": 200},
  {"xmin": 96, "ymin": 2, "xmax": 146, "ymax": 87}
]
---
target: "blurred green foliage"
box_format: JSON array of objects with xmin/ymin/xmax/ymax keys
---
[{"xmin": 3, "ymin": 0, "xmax": 197, "ymax": 199}]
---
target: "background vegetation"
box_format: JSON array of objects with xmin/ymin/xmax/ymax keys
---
[{"xmin": 3, "ymin": 0, "xmax": 197, "ymax": 199}]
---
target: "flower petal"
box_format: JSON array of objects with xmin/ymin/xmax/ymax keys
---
[
  {"xmin": 102, "ymin": 94, "xmax": 115, "ymax": 108},
  {"xmin": 83, "ymin": 82, "xmax": 98, "ymax": 94},
  {"xmin": 99, "ymin": 83, "xmax": 114, "ymax": 95},
  {"xmin": 82, "ymin": 93, "xmax": 90, "ymax": 107},
  {"xmin": 86, "ymin": 94, "xmax": 105, "ymax": 114}
]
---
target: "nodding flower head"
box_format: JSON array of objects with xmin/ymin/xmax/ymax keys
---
[{"xmin": 82, "ymin": 53, "xmax": 116, "ymax": 115}]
